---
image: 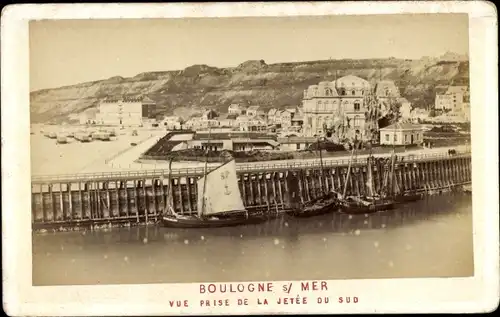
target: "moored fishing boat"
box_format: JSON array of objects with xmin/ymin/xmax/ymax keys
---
[
  {"xmin": 337, "ymin": 146, "xmax": 395, "ymax": 214},
  {"xmin": 56, "ymin": 133, "xmax": 68, "ymax": 144},
  {"xmin": 92, "ymin": 131, "xmax": 111, "ymax": 141},
  {"xmin": 74, "ymin": 131, "xmax": 92, "ymax": 142},
  {"xmin": 384, "ymin": 147, "xmax": 423, "ymax": 204},
  {"xmin": 286, "ymin": 137, "xmax": 339, "ymax": 218},
  {"xmin": 394, "ymin": 192, "xmax": 423, "ymax": 203},
  {"xmin": 162, "ymin": 130, "xmax": 266, "ymax": 228},
  {"xmin": 288, "ymin": 191, "xmax": 339, "ymax": 217},
  {"xmin": 162, "ymin": 159, "xmax": 266, "ymax": 228}
]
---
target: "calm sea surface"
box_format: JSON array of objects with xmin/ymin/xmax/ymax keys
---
[{"xmin": 32, "ymin": 193, "xmax": 473, "ymax": 285}]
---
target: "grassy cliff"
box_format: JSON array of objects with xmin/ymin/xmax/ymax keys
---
[{"xmin": 30, "ymin": 56, "xmax": 469, "ymax": 123}]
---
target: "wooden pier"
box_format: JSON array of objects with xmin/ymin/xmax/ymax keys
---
[{"xmin": 31, "ymin": 152, "xmax": 472, "ymax": 230}]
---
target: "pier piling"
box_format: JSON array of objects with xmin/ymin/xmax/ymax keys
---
[{"xmin": 31, "ymin": 153, "xmax": 472, "ymax": 229}]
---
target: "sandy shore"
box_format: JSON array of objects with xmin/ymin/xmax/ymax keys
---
[{"xmin": 30, "ymin": 127, "xmax": 167, "ymax": 175}]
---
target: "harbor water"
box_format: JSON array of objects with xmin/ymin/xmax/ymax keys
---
[{"xmin": 32, "ymin": 193, "xmax": 473, "ymax": 285}]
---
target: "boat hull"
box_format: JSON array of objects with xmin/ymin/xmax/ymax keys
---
[
  {"xmin": 288, "ymin": 204, "xmax": 338, "ymax": 218},
  {"xmin": 161, "ymin": 213, "xmax": 267, "ymax": 228},
  {"xmin": 339, "ymin": 198, "xmax": 395, "ymax": 215},
  {"xmin": 288, "ymin": 194, "xmax": 339, "ymax": 218},
  {"xmin": 394, "ymin": 193, "xmax": 423, "ymax": 203}
]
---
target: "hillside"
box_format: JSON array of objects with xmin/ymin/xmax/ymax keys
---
[{"xmin": 30, "ymin": 54, "xmax": 469, "ymax": 123}]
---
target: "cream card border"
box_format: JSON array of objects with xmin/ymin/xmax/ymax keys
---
[{"xmin": 1, "ymin": 1, "xmax": 498, "ymax": 315}]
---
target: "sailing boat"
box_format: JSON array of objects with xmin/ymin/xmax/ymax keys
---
[
  {"xmin": 358, "ymin": 153, "xmax": 395, "ymax": 209},
  {"xmin": 383, "ymin": 116, "xmax": 423, "ymax": 204},
  {"xmin": 287, "ymin": 137, "xmax": 339, "ymax": 218},
  {"xmin": 337, "ymin": 143, "xmax": 394, "ymax": 214},
  {"xmin": 161, "ymin": 157, "xmax": 266, "ymax": 228},
  {"xmin": 386, "ymin": 150, "xmax": 423, "ymax": 203}
]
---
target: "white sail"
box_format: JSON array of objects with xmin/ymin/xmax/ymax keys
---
[
  {"xmin": 165, "ymin": 160, "xmax": 178, "ymax": 216},
  {"xmin": 197, "ymin": 159, "xmax": 245, "ymax": 216}
]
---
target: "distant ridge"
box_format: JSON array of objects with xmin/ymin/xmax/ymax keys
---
[{"xmin": 30, "ymin": 54, "xmax": 469, "ymax": 123}]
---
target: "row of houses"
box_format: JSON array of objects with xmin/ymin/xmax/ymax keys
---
[
  {"xmin": 160, "ymin": 121, "xmax": 425, "ymax": 156},
  {"xmin": 164, "ymin": 105, "xmax": 305, "ymax": 132}
]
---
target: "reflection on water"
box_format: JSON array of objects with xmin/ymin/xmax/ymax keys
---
[{"xmin": 33, "ymin": 193, "xmax": 473, "ymax": 285}]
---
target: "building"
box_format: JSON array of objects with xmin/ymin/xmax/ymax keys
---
[
  {"xmin": 161, "ymin": 116, "xmax": 182, "ymax": 130},
  {"xmin": 246, "ymin": 105, "xmax": 265, "ymax": 117},
  {"xmin": 375, "ymin": 80, "xmax": 401, "ymax": 99},
  {"xmin": 96, "ymin": 96, "xmax": 157, "ymax": 126},
  {"xmin": 285, "ymin": 107, "xmax": 298, "ymax": 116},
  {"xmin": 79, "ymin": 108, "xmax": 98, "ymax": 125},
  {"xmin": 267, "ymin": 108, "xmax": 278, "ymax": 122},
  {"xmin": 409, "ymin": 108, "xmax": 430, "ymax": 123},
  {"xmin": 171, "ymin": 131, "xmax": 279, "ymax": 152},
  {"xmin": 228, "ymin": 104, "xmax": 246, "ymax": 115},
  {"xmin": 236, "ymin": 115, "xmax": 267, "ymax": 132},
  {"xmin": 290, "ymin": 113, "xmax": 304, "ymax": 133},
  {"xmin": 202, "ymin": 109, "xmax": 219, "ymax": 120},
  {"xmin": 302, "ymin": 75, "xmax": 373, "ymax": 140},
  {"xmin": 379, "ymin": 122, "xmax": 424, "ymax": 146},
  {"xmin": 461, "ymin": 102, "xmax": 471, "ymax": 122},
  {"xmin": 218, "ymin": 113, "xmax": 239, "ymax": 128},
  {"xmin": 183, "ymin": 116, "xmax": 203, "ymax": 130},
  {"xmin": 373, "ymin": 80, "xmax": 401, "ymax": 114},
  {"xmin": 434, "ymin": 86, "xmax": 468, "ymax": 111},
  {"xmin": 399, "ymin": 98, "xmax": 412, "ymax": 119},
  {"xmin": 276, "ymin": 109, "xmax": 293, "ymax": 128},
  {"xmin": 277, "ymin": 136, "xmax": 317, "ymax": 151},
  {"xmin": 434, "ymin": 94, "xmax": 453, "ymax": 111}
]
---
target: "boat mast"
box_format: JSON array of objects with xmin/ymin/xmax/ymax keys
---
[
  {"xmin": 166, "ymin": 158, "xmax": 177, "ymax": 216},
  {"xmin": 199, "ymin": 126, "xmax": 211, "ymax": 218},
  {"xmin": 342, "ymin": 143, "xmax": 356, "ymax": 199},
  {"xmin": 366, "ymin": 148, "xmax": 375, "ymax": 197},
  {"xmin": 385, "ymin": 106, "xmax": 400, "ymax": 197},
  {"xmin": 319, "ymin": 137, "xmax": 324, "ymax": 175},
  {"xmin": 315, "ymin": 97, "xmax": 325, "ymax": 192}
]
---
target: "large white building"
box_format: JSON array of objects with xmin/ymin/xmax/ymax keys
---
[
  {"xmin": 302, "ymin": 75, "xmax": 373, "ymax": 140},
  {"xmin": 96, "ymin": 96, "xmax": 156, "ymax": 126},
  {"xmin": 434, "ymin": 86, "xmax": 469, "ymax": 111}
]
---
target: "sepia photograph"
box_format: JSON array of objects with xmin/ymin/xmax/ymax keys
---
[{"xmin": 2, "ymin": 2, "xmax": 498, "ymax": 315}]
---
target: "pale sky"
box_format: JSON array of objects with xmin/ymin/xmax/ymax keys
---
[{"xmin": 30, "ymin": 14, "xmax": 469, "ymax": 91}]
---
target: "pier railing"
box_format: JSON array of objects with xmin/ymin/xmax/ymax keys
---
[{"xmin": 31, "ymin": 151, "xmax": 471, "ymax": 183}]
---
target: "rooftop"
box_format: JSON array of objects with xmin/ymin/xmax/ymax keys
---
[
  {"xmin": 218, "ymin": 113, "xmax": 239, "ymax": 120},
  {"xmin": 193, "ymin": 131, "xmax": 276, "ymax": 141},
  {"xmin": 102, "ymin": 95, "xmax": 156, "ymax": 104},
  {"xmin": 447, "ymin": 86, "xmax": 468, "ymax": 94},
  {"xmin": 380, "ymin": 122, "xmax": 423, "ymax": 130},
  {"xmin": 277, "ymin": 136, "xmax": 318, "ymax": 143},
  {"xmin": 375, "ymin": 80, "xmax": 400, "ymax": 97}
]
